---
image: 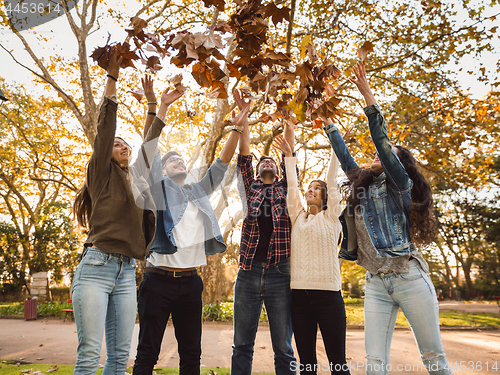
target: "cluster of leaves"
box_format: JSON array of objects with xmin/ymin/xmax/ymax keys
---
[{"xmin": 90, "ymin": 0, "xmax": 352, "ymax": 127}]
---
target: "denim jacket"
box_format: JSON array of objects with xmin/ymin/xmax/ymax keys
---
[
  {"xmin": 324, "ymin": 104, "xmax": 413, "ymax": 260},
  {"xmin": 148, "ymin": 151, "xmax": 228, "ymax": 255}
]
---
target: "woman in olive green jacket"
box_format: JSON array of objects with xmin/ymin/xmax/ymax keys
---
[{"xmin": 72, "ymin": 47, "xmax": 183, "ymax": 375}]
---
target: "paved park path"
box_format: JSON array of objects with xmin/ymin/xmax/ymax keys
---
[{"xmin": 1, "ymin": 301, "xmax": 499, "ymax": 374}]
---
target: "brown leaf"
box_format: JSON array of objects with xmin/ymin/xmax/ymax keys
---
[
  {"xmin": 305, "ymin": 44, "xmax": 319, "ymax": 63},
  {"xmin": 296, "ymin": 86, "xmax": 308, "ymax": 105},
  {"xmin": 316, "ymin": 61, "xmax": 342, "ymax": 80},
  {"xmin": 227, "ymin": 63, "xmax": 241, "ymax": 78},
  {"xmin": 264, "ymin": 2, "xmax": 290, "ymax": 25},
  {"xmin": 129, "ymin": 89, "xmax": 144, "ymax": 102},
  {"xmin": 47, "ymin": 365, "xmax": 59, "ymax": 372},
  {"xmin": 312, "ymin": 118, "xmax": 324, "ymax": 129},
  {"xmin": 213, "ymin": 81, "xmax": 228, "ymax": 98},
  {"xmin": 129, "ymin": 17, "xmax": 148, "ymax": 36},
  {"xmin": 295, "ymin": 61, "xmax": 314, "ymax": 85},
  {"xmin": 171, "ymin": 46, "xmax": 195, "ymax": 68},
  {"xmin": 278, "ymin": 71, "xmax": 296, "ymax": 85},
  {"xmin": 90, "ymin": 46, "xmax": 109, "ymax": 70},
  {"xmin": 325, "ymin": 82, "xmax": 336, "ymax": 97},
  {"xmin": 169, "ymin": 74, "xmax": 187, "ymax": 93},
  {"xmin": 146, "ymin": 56, "xmax": 160, "ymax": 69},
  {"xmin": 357, "ymin": 41, "xmax": 374, "ymax": 61},
  {"xmin": 311, "ymin": 96, "xmax": 342, "ymax": 120},
  {"xmin": 202, "ymin": 0, "xmax": 225, "ymax": 11},
  {"xmin": 192, "ymin": 62, "xmax": 211, "ymax": 88},
  {"xmin": 213, "ymin": 21, "xmax": 232, "ymax": 33},
  {"xmin": 205, "ymin": 31, "xmax": 224, "ymax": 49},
  {"xmin": 263, "ymin": 49, "xmax": 291, "ymax": 68},
  {"xmin": 259, "ymin": 111, "xmax": 282, "ymax": 123}
]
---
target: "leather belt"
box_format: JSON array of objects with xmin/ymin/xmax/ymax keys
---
[{"xmin": 145, "ymin": 267, "xmax": 197, "ymax": 278}]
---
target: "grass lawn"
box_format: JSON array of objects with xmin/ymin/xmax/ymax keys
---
[
  {"xmin": 2, "ymin": 300, "xmax": 499, "ymax": 329},
  {"xmin": 0, "ymin": 362, "xmax": 276, "ymax": 375},
  {"xmin": 344, "ymin": 302, "xmax": 500, "ymax": 328}
]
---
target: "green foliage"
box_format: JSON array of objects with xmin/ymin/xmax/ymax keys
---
[
  {"xmin": 202, "ymin": 302, "xmax": 267, "ymax": 323},
  {"xmin": 0, "ymin": 302, "xmax": 73, "ymax": 318},
  {"xmin": 0, "ymin": 303, "xmax": 24, "ymax": 317}
]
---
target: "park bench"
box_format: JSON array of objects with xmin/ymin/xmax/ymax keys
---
[{"xmin": 62, "ymin": 299, "xmax": 73, "ymax": 322}]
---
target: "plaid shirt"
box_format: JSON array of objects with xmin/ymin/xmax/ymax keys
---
[{"xmin": 236, "ymin": 153, "xmax": 297, "ymax": 269}]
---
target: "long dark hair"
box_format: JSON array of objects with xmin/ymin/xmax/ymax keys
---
[
  {"xmin": 73, "ymin": 137, "xmax": 130, "ymax": 228},
  {"xmin": 341, "ymin": 146, "xmax": 435, "ymax": 245}
]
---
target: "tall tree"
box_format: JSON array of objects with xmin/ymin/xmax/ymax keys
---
[{"xmin": 0, "ymin": 82, "xmax": 83, "ymax": 289}]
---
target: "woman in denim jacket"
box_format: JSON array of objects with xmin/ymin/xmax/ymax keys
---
[{"xmin": 324, "ymin": 62, "xmax": 452, "ymax": 375}]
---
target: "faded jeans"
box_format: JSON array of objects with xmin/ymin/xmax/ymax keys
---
[
  {"xmin": 364, "ymin": 259, "xmax": 453, "ymax": 375},
  {"xmin": 72, "ymin": 248, "xmax": 137, "ymax": 375},
  {"xmin": 231, "ymin": 258, "xmax": 295, "ymax": 375}
]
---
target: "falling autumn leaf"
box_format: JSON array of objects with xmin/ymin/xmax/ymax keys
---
[
  {"xmin": 128, "ymin": 17, "xmax": 148, "ymax": 36},
  {"xmin": 129, "ymin": 89, "xmax": 144, "ymax": 102},
  {"xmin": 202, "ymin": 0, "xmax": 225, "ymax": 12},
  {"xmin": 305, "ymin": 44, "xmax": 319, "ymax": 63},
  {"xmin": 146, "ymin": 56, "xmax": 160, "ymax": 70},
  {"xmin": 357, "ymin": 41, "xmax": 374, "ymax": 61},
  {"xmin": 169, "ymin": 74, "xmax": 187, "ymax": 93},
  {"xmin": 311, "ymin": 96, "xmax": 342, "ymax": 120},
  {"xmin": 263, "ymin": 2, "xmax": 291, "ymax": 25},
  {"xmin": 312, "ymin": 118, "xmax": 324, "ymax": 129}
]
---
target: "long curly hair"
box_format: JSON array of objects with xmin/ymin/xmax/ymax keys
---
[{"xmin": 340, "ymin": 146, "xmax": 435, "ymax": 245}]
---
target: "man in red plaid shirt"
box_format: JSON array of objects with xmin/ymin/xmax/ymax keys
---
[{"xmin": 230, "ymin": 93, "xmax": 296, "ymax": 375}]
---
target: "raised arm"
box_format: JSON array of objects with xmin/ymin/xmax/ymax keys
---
[
  {"xmin": 273, "ymin": 136, "xmax": 303, "ymax": 224},
  {"xmin": 235, "ymin": 89, "xmax": 251, "ymax": 156},
  {"xmin": 142, "ymin": 75, "xmax": 157, "ymax": 138},
  {"xmin": 324, "ymin": 151, "xmax": 342, "ymax": 220},
  {"xmin": 323, "ymin": 121, "xmax": 358, "ymax": 176},
  {"xmin": 87, "ymin": 47, "xmax": 122, "ymax": 193},
  {"xmin": 143, "ymin": 79, "xmax": 183, "ymax": 138},
  {"xmin": 349, "ymin": 62, "xmax": 410, "ymax": 191},
  {"xmin": 219, "ymin": 90, "xmax": 251, "ymax": 164}
]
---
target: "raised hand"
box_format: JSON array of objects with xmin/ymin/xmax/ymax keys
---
[
  {"xmin": 160, "ymin": 87, "xmax": 184, "ymax": 107},
  {"xmin": 107, "ymin": 46, "xmax": 122, "ymax": 79},
  {"xmin": 342, "ymin": 125, "xmax": 354, "ymax": 141},
  {"xmin": 142, "ymin": 75, "xmax": 156, "ymax": 103},
  {"xmin": 232, "ymin": 100, "xmax": 251, "ymax": 129},
  {"xmin": 273, "ymin": 135, "xmax": 292, "ymax": 157},
  {"xmin": 348, "ymin": 61, "xmax": 376, "ymax": 106},
  {"xmin": 234, "ymin": 88, "xmax": 251, "ymax": 111}
]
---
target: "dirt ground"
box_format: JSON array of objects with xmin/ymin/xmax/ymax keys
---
[{"xmin": 1, "ymin": 301, "xmax": 499, "ymax": 374}]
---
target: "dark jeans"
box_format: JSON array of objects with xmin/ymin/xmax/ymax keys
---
[
  {"xmin": 133, "ymin": 271, "xmax": 203, "ymax": 375},
  {"xmin": 231, "ymin": 258, "xmax": 295, "ymax": 375},
  {"xmin": 291, "ymin": 290, "xmax": 350, "ymax": 375}
]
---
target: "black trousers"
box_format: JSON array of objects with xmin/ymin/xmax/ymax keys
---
[
  {"xmin": 133, "ymin": 271, "xmax": 203, "ymax": 375},
  {"xmin": 291, "ymin": 289, "xmax": 350, "ymax": 375}
]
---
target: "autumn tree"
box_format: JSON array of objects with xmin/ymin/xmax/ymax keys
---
[
  {"xmin": 2, "ymin": 0, "xmax": 500, "ymax": 302},
  {"xmin": 0, "ymin": 81, "xmax": 84, "ymax": 292}
]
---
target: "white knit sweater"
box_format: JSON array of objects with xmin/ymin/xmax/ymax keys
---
[{"xmin": 285, "ymin": 154, "xmax": 343, "ymax": 291}]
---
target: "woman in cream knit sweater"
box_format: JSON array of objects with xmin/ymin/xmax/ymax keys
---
[{"xmin": 273, "ymin": 136, "xmax": 350, "ymax": 375}]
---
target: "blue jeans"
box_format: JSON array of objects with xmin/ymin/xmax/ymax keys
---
[
  {"xmin": 72, "ymin": 248, "xmax": 137, "ymax": 375},
  {"xmin": 364, "ymin": 259, "xmax": 453, "ymax": 375},
  {"xmin": 231, "ymin": 258, "xmax": 295, "ymax": 375}
]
